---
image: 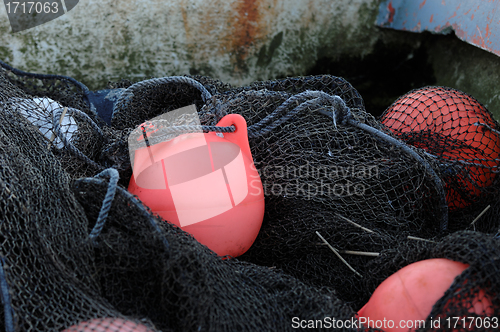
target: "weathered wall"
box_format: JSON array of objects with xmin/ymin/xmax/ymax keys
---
[
  {"xmin": 0, "ymin": 0, "xmax": 382, "ymax": 90},
  {"xmin": 2, "ymin": 0, "xmax": 500, "ymax": 122}
]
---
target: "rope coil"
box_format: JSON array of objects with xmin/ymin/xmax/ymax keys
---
[{"xmin": 245, "ymin": 90, "xmax": 351, "ymax": 138}]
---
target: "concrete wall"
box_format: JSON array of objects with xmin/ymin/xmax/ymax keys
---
[
  {"xmin": 0, "ymin": 0, "xmax": 382, "ymax": 90},
  {"xmin": 1, "ymin": 0, "xmax": 500, "ymax": 121}
]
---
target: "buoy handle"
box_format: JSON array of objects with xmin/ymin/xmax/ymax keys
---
[{"xmin": 216, "ymin": 114, "xmax": 254, "ymax": 163}]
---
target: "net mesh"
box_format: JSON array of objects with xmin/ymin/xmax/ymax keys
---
[
  {"xmin": 0, "ymin": 59, "xmax": 499, "ymax": 332},
  {"xmin": 202, "ymin": 76, "xmax": 449, "ymax": 302},
  {"xmin": 73, "ymin": 175, "xmax": 358, "ymax": 332}
]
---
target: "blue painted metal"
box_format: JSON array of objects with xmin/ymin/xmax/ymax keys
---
[
  {"xmin": 86, "ymin": 89, "xmax": 125, "ymax": 125},
  {"xmin": 376, "ymin": 0, "xmax": 500, "ymax": 57}
]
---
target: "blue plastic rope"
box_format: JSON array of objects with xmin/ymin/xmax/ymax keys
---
[{"xmin": 89, "ymin": 168, "xmax": 120, "ymax": 245}]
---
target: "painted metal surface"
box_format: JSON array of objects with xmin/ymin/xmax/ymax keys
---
[{"xmin": 376, "ymin": 0, "xmax": 500, "ymax": 57}]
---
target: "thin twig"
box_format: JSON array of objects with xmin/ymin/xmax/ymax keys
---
[
  {"xmin": 335, "ymin": 213, "xmax": 375, "ymax": 234},
  {"xmin": 318, "ymin": 244, "xmax": 380, "ymax": 256},
  {"xmin": 471, "ymin": 205, "xmax": 491, "ymax": 226},
  {"xmin": 316, "ymin": 231, "xmax": 363, "ymax": 278},
  {"xmin": 407, "ymin": 236, "xmax": 436, "ymax": 243},
  {"xmin": 340, "ymin": 250, "xmax": 380, "ymax": 257}
]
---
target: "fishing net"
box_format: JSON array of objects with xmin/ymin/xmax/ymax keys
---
[
  {"xmin": 72, "ymin": 171, "xmax": 360, "ymax": 332},
  {"xmin": 107, "ymin": 74, "xmax": 499, "ymax": 315},
  {"xmin": 0, "ymin": 62, "xmax": 109, "ymax": 180},
  {"xmin": 1, "ymin": 56, "xmax": 499, "ymax": 332},
  {"xmin": 0, "ymin": 71, "xmax": 157, "ymax": 331},
  {"xmin": 199, "ymin": 76, "xmax": 451, "ymax": 303},
  {"xmin": 110, "ymin": 75, "xmax": 233, "ymax": 131},
  {"xmin": 0, "ymin": 64, "xmax": 367, "ymax": 331}
]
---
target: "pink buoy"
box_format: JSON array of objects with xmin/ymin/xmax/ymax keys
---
[
  {"xmin": 129, "ymin": 114, "xmax": 265, "ymax": 257},
  {"xmin": 62, "ymin": 318, "xmax": 154, "ymax": 332}
]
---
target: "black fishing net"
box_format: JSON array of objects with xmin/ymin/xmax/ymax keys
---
[
  {"xmin": 110, "ymin": 75, "xmax": 233, "ymax": 131},
  {"xmin": 1, "ymin": 57, "xmax": 499, "ymax": 332},
  {"xmin": 200, "ymin": 76, "xmax": 452, "ymax": 302},
  {"xmin": 72, "ymin": 172, "xmax": 359, "ymax": 332},
  {"xmin": 0, "ymin": 71, "xmax": 155, "ymax": 331}
]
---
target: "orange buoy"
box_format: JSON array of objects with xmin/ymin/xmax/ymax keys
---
[
  {"xmin": 129, "ymin": 114, "xmax": 265, "ymax": 257},
  {"xmin": 62, "ymin": 318, "xmax": 155, "ymax": 332},
  {"xmin": 381, "ymin": 87, "xmax": 500, "ymax": 210},
  {"xmin": 357, "ymin": 258, "xmax": 492, "ymax": 331}
]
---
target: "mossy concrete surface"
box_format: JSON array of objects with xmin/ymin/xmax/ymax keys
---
[
  {"xmin": 0, "ymin": 0, "xmax": 383, "ymax": 90},
  {"xmin": 1, "ymin": 0, "xmax": 500, "ymax": 122}
]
